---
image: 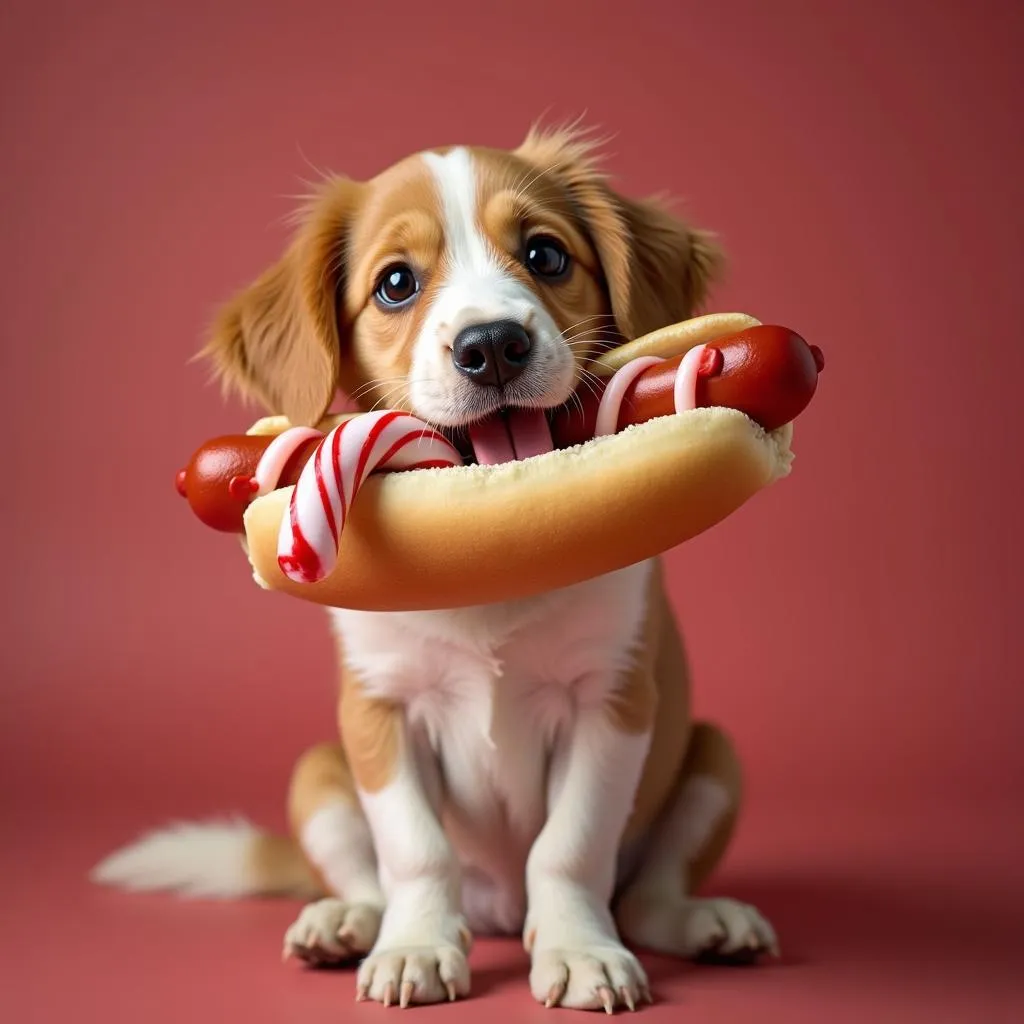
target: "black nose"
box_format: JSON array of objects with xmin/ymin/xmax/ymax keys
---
[{"xmin": 451, "ymin": 319, "xmax": 532, "ymax": 386}]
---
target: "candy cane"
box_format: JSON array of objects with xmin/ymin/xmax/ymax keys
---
[{"xmin": 276, "ymin": 411, "xmax": 462, "ymax": 583}]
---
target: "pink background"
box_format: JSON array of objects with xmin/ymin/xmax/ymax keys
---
[{"xmin": 2, "ymin": 1, "xmax": 1022, "ymax": 1020}]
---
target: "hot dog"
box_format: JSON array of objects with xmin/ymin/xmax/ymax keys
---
[
  {"xmin": 178, "ymin": 324, "xmax": 823, "ymax": 538},
  {"xmin": 178, "ymin": 312, "xmax": 816, "ymax": 612}
]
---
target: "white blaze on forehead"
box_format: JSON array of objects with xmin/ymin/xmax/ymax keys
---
[
  {"xmin": 421, "ymin": 147, "xmax": 532, "ymax": 334},
  {"xmin": 422, "ymin": 147, "xmax": 497, "ymax": 280}
]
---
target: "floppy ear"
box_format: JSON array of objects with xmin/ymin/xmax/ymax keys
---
[
  {"xmin": 516, "ymin": 123, "xmax": 724, "ymax": 341},
  {"xmin": 200, "ymin": 177, "xmax": 364, "ymax": 427}
]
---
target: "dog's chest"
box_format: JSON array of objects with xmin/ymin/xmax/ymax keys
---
[{"xmin": 330, "ymin": 561, "xmax": 652, "ymax": 930}]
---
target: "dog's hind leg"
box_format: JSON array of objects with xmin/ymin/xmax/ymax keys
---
[
  {"xmin": 615, "ymin": 721, "xmax": 780, "ymax": 963},
  {"xmin": 282, "ymin": 742, "xmax": 385, "ymax": 965}
]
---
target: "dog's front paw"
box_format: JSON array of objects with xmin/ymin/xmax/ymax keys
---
[
  {"xmin": 356, "ymin": 941, "xmax": 471, "ymax": 1006},
  {"xmin": 283, "ymin": 897, "xmax": 382, "ymax": 966},
  {"xmin": 529, "ymin": 943, "xmax": 651, "ymax": 1013}
]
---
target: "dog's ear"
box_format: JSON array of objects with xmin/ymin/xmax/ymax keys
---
[
  {"xmin": 516, "ymin": 123, "xmax": 724, "ymax": 341},
  {"xmin": 201, "ymin": 178, "xmax": 364, "ymax": 427},
  {"xmin": 596, "ymin": 194, "xmax": 724, "ymax": 339}
]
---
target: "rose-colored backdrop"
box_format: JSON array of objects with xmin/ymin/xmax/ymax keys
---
[{"xmin": 2, "ymin": 1, "xmax": 1022, "ymax": 1021}]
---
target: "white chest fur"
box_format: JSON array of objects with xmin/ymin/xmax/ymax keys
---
[{"xmin": 328, "ymin": 560, "xmax": 653, "ymax": 933}]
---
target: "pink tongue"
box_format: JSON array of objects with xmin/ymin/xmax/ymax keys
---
[{"xmin": 467, "ymin": 408, "xmax": 554, "ymax": 466}]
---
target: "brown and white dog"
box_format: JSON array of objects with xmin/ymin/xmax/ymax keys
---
[{"xmin": 94, "ymin": 124, "xmax": 778, "ymax": 1012}]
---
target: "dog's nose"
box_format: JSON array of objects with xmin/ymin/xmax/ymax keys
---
[{"xmin": 451, "ymin": 319, "xmax": 532, "ymax": 386}]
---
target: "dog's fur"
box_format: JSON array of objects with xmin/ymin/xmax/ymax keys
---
[{"xmin": 94, "ymin": 124, "xmax": 778, "ymax": 1011}]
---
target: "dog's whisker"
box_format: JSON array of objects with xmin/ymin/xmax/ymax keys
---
[
  {"xmin": 562, "ymin": 325, "xmax": 616, "ymax": 342},
  {"xmin": 560, "ymin": 313, "xmax": 618, "ymax": 334},
  {"xmin": 565, "ymin": 388, "xmax": 586, "ymax": 424},
  {"xmin": 349, "ymin": 377, "xmax": 411, "ymax": 401},
  {"xmin": 361, "ymin": 390, "xmax": 406, "ymax": 413},
  {"xmin": 507, "ymin": 161, "xmax": 545, "ymax": 200},
  {"xmin": 562, "ymin": 321, "xmax": 617, "ymax": 342},
  {"xmin": 349, "ymin": 379, "xmax": 399, "ymax": 401},
  {"xmin": 406, "ymin": 414, "xmax": 451, "ymax": 457},
  {"xmin": 362, "ymin": 379, "xmax": 429, "ymax": 415},
  {"xmin": 562, "ymin": 332, "xmax": 617, "ymax": 351},
  {"xmin": 573, "ymin": 367, "xmax": 605, "ymax": 405},
  {"xmin": 510, "ymin": 158, "xmax": 561, "ymax": 202},
  {"xmin": 576, "ymin": 366, "xmax": 606, "ymax": 388},
  {"xmin": 350, "ymin": 377, "xmax": 447, "ymax": 405},
  {"xmin": 575, "ymin": 382, "xmax": 602, "ymax": 407},
  {"xmin": 506, "ymin": 163, "xmax": 535, "ymax": 200}
]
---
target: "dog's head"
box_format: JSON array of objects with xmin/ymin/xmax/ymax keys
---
[{"xmin": 203, "ymin": 124, "xmax": 723, "ymax": 463}]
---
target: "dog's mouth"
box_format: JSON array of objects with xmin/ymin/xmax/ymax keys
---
[{"xmin": 449, "ymin": 407, "xmax": 555, "ymax": 466}]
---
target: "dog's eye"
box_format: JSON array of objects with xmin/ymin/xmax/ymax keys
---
[
  {"xmin": 524, "ymin": 236, "xmax": 570, "ymax": 280},
  {"xmin": 374, "ymin": 264, "xmax": 419, "ymax": 307}
]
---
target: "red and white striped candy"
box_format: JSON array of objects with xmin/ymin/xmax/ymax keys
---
[{"xmin": 276, "ymin": 411, "xmax": 462, "ymax": 584}]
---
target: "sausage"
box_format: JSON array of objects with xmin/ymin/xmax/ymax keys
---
[
  {"xmin": 175, "ymin": 433, "xmax": 323, "ymax": 532},
  {"xmin": 549, "ymin": 325, "xmax": 824, "ymax": 447}
]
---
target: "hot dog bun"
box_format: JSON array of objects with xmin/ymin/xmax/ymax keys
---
[
  {"xmin": 242, "ymin": 407, "xmax": 793, "ymax": 611},
  {"xmin": 238, "ymin": 313, "xmax": 797, "ymax": 612},
  {"xmin": 592, "ymin": 311, "xmax": 761, "ymax": 375}
]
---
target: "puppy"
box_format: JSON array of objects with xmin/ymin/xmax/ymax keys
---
[{"xmin": 95, "ymin": 124, "xmax": 778, "ymax": 1011}]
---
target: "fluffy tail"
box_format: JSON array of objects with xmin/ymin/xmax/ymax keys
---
[{"xmin": 90, "ymin": 817, "xmax": 324, "ymax": 900}]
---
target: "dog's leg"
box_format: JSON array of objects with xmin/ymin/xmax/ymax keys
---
[
  {"xmin": 341, "ymin": 680, "xmax": 471, "ymax": 1007},
  {"xmin": 282, "ymin": 742, "xmax": 385, "ymax": 965},
  {"xmin": 615, "ymin": 722, "xmax": 779, "ymax": 962},
  {"xmin": 523, "ymin": 671, "xmax": 654, "ymax": 1013}
]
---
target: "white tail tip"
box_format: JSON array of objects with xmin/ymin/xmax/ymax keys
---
[{"xmin": 91, "ymin": 817, "xmax": 266, "ymax": 899}]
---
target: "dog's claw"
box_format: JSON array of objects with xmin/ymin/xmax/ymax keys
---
[
  {"xmin": 598, "ymin": 985, "xmax": 615, "ymax": 1014},
  {"xmin": 399, "ymin": 981, "xmax": 414, "ymax": 1008},
  {"xmin": 445, "ymin": 981, "xmax": 458, "ymax": 1002},
  {"xmin": 382, "ymin": 981, "xmax": 396, "ymax": 1008},
  {"xmin": 355, "ymin": 983, "xmax": 369, "ymax": 1003},
  {"xmin": 621, "ymin": 986, "xmax": 636, "ymax": 1012},
  {"xmin": 545, "ymin": 980, "xmax": 566, "ymax": 1008}
]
